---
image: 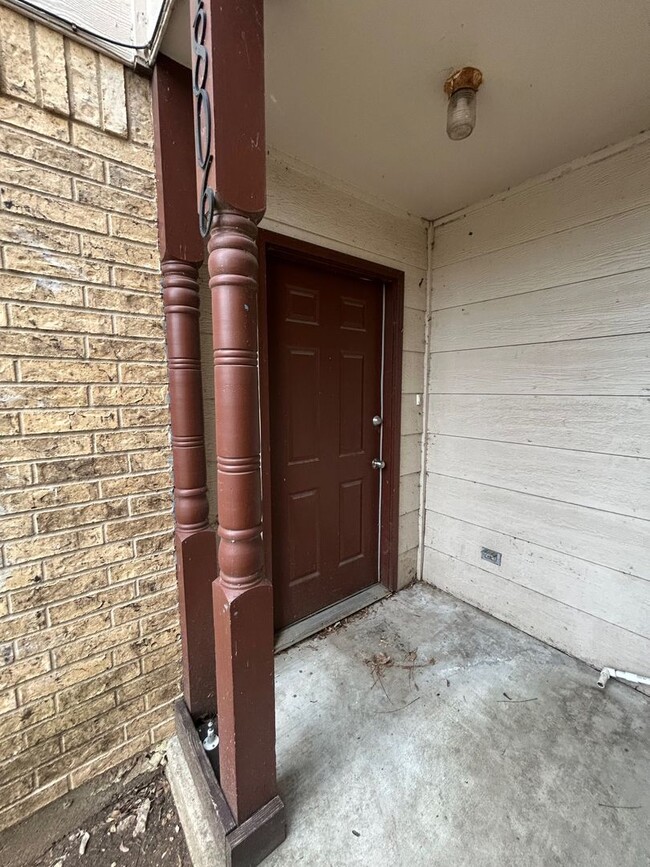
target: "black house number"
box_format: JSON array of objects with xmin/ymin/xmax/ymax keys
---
[{"xmin": 192, "ymin": 0, "xmax": 216, "ymax": 238}]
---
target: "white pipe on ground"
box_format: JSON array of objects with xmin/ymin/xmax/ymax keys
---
[{"xmin": 597, "ymin": 667, "xmax": 650, "ymax": 689}]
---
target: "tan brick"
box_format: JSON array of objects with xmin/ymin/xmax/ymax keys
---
[
  {"xmin": 10, "ymin": 303, "xmax": 111, "ymax": 334},
  {"xmin": 101, "ymin": 469, "xmax": 171, "ymax": 500},
  {"xmin": 0, "ymin": 514, "xmax": 32, "ymax": 540},
  {"xmin": 0, "ymin": 696, "xmax": 55, "ymax": 740},
  {"xmin": 0, "ymin": 8, "xmax": 37, "ymax": 102},
  {"xmin": 126, "ymin": 701, "xmax": 174, "ymax": 739},
  {"xmin": 0, "ymin": 95, "xmax": 69, "ymax": 141},
  {"xmin": 4, "ymin": 245, "xmax": 109, "ymax": 284},
  {"xmin": 129, "ymin": 492, "xmax": 171, "ymax": 517},
  {"xmin": 21, "ymin": 408, "xmax": 117, "ymax": 435},
  {"xmin": 116, "ymin": 660, "xmax": 178, "ymax": 706},
  {"xmin": 130, "ymin": 451, "xmax": 171, "ymax": 473},
  {"xmin": 1, "ymin": 736, "xmax": 60, "ymax": 784},
  {"xmin": 0, "ymin": 412, "xmax": 19, "ymax": 435},
  {"xmin": 0, "ymin": 462, "xmax": 30, "ymax": 489},
  {"xmin": 0, "ymin": 433, "xmax": 92, "ymax": 464},
  {"xmin": 90, "ymin": 384, "xmax": 168, "ymax": 406},
  {"xmin": 138, "ymin": 604, "xmax": 179, "ymax": 638},
  {"xmin": 4, "ymin": 526, "xmax": 103, "ymax": 566},
  {"xmin": 64, "ymin": 697, "xmax": 144, "ymax": 751},
  {"xmin": 119, "ymin": 363, "xmax": 167, "ymax": 384},
  {"xmin": 18, "ymin": 653, "xmax": 112, "ymax": 704},
  {"xmin": 112, "ymin": 624, "xmax": 179, "ymax": 667},
  {"xmin": 106, "ymin": 513, "xmax": 173, "ymax": 543},
  {"xmin": 0, "ymin": 127, "xmax": 102, "ymax": 179},
  {"xmin": 36, "ymin": 453, "xmax": 128, "ymax": 484},
  {"xmin": 112, "ymin": 586, "xmax": 177, "ymax": 627},
  {"xmin": 48, "ymin": 584, "xmax": 135, "ymax": 626},
  {"xmin": 109, "ymin": 213, "xmax": 158, "ymax": 245},
  {"xmin": 112, "ymin": 266, "xmax": 160, "ymax": 292},
  {"xmin": 14, "ymin": 610, "xmax": 112, "ymax": 660},
  {"xmin": 113, "ymin": 315, "xmax": 164, "ymax": 339},
  {"xmin": 9, "ymin": 569, "xmax": 108, "ymax": 613},
  {"xmin": 0, "ymin": 652, "xmax": 50, "ymax": 691},
  {"xmin": 54, "ymin": 620, "xmax": 139, "ymax": 668},
  {"xmin": 119, "ymin": 406, "xmax": 169, "ymax": 427},
  {"xmin": 65, "ymin": 40, "xmax": 100, "ymax": 126},
  {"xmin": 0, "ymin": 383, "xmax": 88, "ymax": 409},
  {"xmin": 0, "ymin": 358, "xmax": 15, "ymax": 381},
  {"xmin": 0, "ymin": 689, "xmax": 17, "ymax": 715},
  {"xmin": 109, "ymin": 549, "xmax": 175, "ymax": 585},
  {"xmin": 0, "ymin": 213, "xmax": 79, "ymax": 255},
  {"xmin": 44, "ymin": 540, "xmax": 131, "ymax": 581},
  {"xmin": 151, "ymin": 715, "xmax": 175, "ymax": 742},
  {"xmin": 0, "ymin": 274, "xmax": 84, "ymax": 306},
  {"xmin": 85, "ymin": 286, "xmax": 161, "ymax": 316},
  {"xmin": 1, "ymin": 609, "xmax": 46, "ymax": 643},
  {"xmin": 96, "ymin": 429, "xmax": 168, "ymax": 454},
  {"xmin": 1, "ymin": 187, "xmax": 107, "ymax": 233},
  {"xmin": 140, "ymin": 634, "xmax": 180, "ymax": 674},
  {"xmin": 0, "ymin": 155, "xmax": 73, "ymax": 198},
  {"xmin": 40, "ymin": 727, "xmax": 127, "ymax": 787},
  {"xmin": 76, "ymin": 179, "xmax": 156, "ymax": 220},
  {"xmin": 0, "ymin": 768, "xmax": 34, "ymax": 810},
  {"xmin": 23, "ymin": 691, "xmax": 113, "ymax": 748},
  {"xmin": 19, "ymin": 359, "xmax": 118, "ymax": 383},
  {"xmin": 36, "ymin": 499, "xmax": 127, "ymax": 534},
  {"xmin": 72, "ymin": 123, "xmax": 154, "ymax": 172},
  {"xmin": 33, "ymin": 24, "xmax": 69, "ymax": 114},
  {"xmin": 107, "ymin": 163, "xmax": 155, "ymax": 198},
  {"xmin": 125, "ymin": 70, "xmax": 153, "ymax": 145},
  {"xmin": 58, "ymin": 660, "xmax": 140, "ymax": 712},
  {"xmin": 99, "ymin": 54, "xmax": 127, "ymax": 136},
  {"xmin": 69, "ymin": 733, "xmax": 149, "ymax": 789},
  {"xmin": 0, "ymin": 778, "xmax": 69, "ymax": 833},
  {"xmin": 1, "ymin": 331, "xmax": 84, "ymax": 362},
  {"xmin": 81, "ymin": 234, "xmax": 158, "ymax": 270},
  {"xmin": 0, "ymin": 562, "xmax": 43, "ymax": 593},
  {"xmin": 88, "ymin": 337, "xmax": 165, "ymax": 363},
  {"xmin": 144, "ymin": 674, "xmax": 181, "ymax": 711},
  {"xmin": 2, "ymin": 483, "xmax": 99, "ymax": 518}
]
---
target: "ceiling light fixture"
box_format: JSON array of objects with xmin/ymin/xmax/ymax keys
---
[{"xmin": 444, "ymin": 66, "xmax": 483, "ymax": 141}]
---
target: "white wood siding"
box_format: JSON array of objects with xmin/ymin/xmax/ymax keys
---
[
  {"xmin": 200, "ymin": 153, "xmax": 428, "ymax": 589},
  {"xmin": 424, "ymin": 134, "xmax": 650, "ymax": 675}
]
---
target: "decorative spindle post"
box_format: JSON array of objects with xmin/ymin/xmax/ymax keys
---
[
  {"xmin": 190, "ymin": 0, "xmax": 284, "ymax": 831},
  {"xmin": 153, "ymin": 56, "xmax": 217, "ymax": 720}
]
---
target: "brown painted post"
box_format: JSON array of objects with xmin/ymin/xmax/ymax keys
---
[
  {"xmin": 190, "ymin": 0, "xmax": 279, "ymax": 825},
  {"xmin": 153, "ymin": 55, "xmax": 217, "ymax": 720}
]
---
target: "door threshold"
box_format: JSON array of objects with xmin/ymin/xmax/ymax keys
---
[{"xmin": 274, "ymin": 584, "xmax": 391, "ymax": 653}]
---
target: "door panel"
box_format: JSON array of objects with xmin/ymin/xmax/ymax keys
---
[{"xmin": 268, "ymin": 255, "xmax": 383, "ymax": 630}]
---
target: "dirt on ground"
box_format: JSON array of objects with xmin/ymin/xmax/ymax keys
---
[{"xmin": 25, "ymin": 773, "xmax": 192, "ymax": 867}]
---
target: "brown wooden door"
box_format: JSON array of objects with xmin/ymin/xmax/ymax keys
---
[{"xmin": 267, "ymin": 254, "xmax": 383, "ymax": 630}]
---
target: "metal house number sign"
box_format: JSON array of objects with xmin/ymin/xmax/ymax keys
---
[{"xmin": 192, "ymin": 0, "xmax": 216, "ymax": 237}]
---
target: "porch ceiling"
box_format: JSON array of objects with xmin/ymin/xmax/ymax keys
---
[{"xmin": 162, "ymin": 0, "xmax": 650, "ymax": 220}]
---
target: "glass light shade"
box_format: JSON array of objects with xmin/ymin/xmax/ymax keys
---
[{"xmin": 446, "ymin": 87, "xmax": 476, "ymax": 140}]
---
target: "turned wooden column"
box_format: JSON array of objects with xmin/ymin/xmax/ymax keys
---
[
  {"xmin": 190, "ymin": 0, "xmax": 281, "ymax": 826},
  {"xmin": 153, "ymin": 55, "xmax": 217, "ymax": 720}
]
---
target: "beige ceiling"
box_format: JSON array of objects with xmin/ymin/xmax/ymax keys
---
[{"xmin": 162, "ymin": 0, "xmax": 650, "ymax": 220}]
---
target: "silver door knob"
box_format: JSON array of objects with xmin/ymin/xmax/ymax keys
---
[
  {"xmin": 372, "ymin": 415, "xmax": 383, "ymax": 427},
  {"xmin": 371, "ymin": 458, "xmax": 385, "ymax": 470}
]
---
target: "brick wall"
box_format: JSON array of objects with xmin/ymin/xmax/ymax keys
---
[{"xmin": 0, "ymin": 8, "xmax": 180, "ymax": 830}]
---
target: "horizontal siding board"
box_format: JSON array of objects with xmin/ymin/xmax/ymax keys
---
[
  {"xmin": 425, "ymin": 474, "xmax": 649, "ymax": 581},
  {"xmin": 429, "ymin": 333, "xmax": 650, "ymax": 395},
  {"xmin": 423, "ymin": 548, "xmax": 650, "ymax": 675},
  {"xmin": 430, "ymin": 269, "xmax": 650, "ymax": 352},
  {"xmin": 425, "ymin": 513, "xmax": 650, "ymax": 637},
  {"xmin": 431, "ymin": 205, "xmax": 650, "ymax": 310},
  {"xmin": 427, "ymin": 395, "xmax": 650, "ymax": 458},
  {"xmin": 433, "ymin": 137, "xmax": 650, "ymax": 267},
  {"xmin": 427, "ymin": 436, "xmax": 650, "ymax": 519}
]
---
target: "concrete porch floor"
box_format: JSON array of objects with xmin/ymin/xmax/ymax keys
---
[{"xmin": 267, "ymin": 584, "xmax": 649, "ymax": 866}]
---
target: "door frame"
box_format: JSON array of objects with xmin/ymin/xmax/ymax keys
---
[{"xmin": 258, "ymin": 230, "xmax": 404, "ymax": 603}]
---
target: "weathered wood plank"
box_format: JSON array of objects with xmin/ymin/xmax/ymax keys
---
[
  {"xmin": 431, "ymin": 205, "xmax": 650, "ymax": 310},
  {"xmin": 427, "ymin": 436, "xmax": 650, "ymax": 519},
  {"xmin": 425, "ymin": 512, "xmax": 650, "ymax": 637},
  {"xmin": 429, "ymin": 334, "xmax": 650, "ymax": 395},
  {"xmin": 427, "ymin": 395, "xmax": 650, "ymax": 458},
  {"xmin": 433, "ymin": 137, "xmax": 650, "ymax": 267},
  {"xmin": 430, "ymin": 269, "xmax": 650, "ymax": 352},
  {"xmin": 423, "ymin": 548, "xmax": 650, "ymax": 675},
  {"xmin": 425, "ymin": 474, "xmax": 649, "ymax": 582}
]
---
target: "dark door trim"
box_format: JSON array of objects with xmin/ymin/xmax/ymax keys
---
[{"xmin": 258, "ymin": 230, "xmax": 404, "ymax": 602}]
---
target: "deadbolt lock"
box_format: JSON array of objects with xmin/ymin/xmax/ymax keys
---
[{"xmin": 371, "ymin": 458, "xmax": 385, "ymax": 470}]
